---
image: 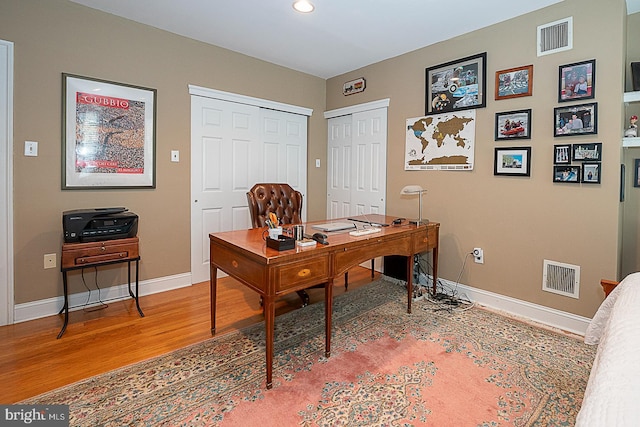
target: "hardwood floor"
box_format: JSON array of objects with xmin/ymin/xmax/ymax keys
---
[{"xmin": 0, "ymin": 267, "xmax": 377, "ymax": 403}]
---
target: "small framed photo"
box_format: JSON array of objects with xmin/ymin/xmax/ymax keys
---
[
  {"xmin": 495, "ymin": 109, "xmax": 531, "ymax": 140},
  {"xmin": 553, "ymin": 165, "xmax": 581, "ymax": 183},
  {"xmin": 634, "ymin": 159, "xmax": 640, "ymax": 188},
  {"xmin": 425, "ymin": 52, "xmax": 486, "ymax": 115},
  {"xmin": 572, "ymin": 142, "xmax": 602, "ymax": 161},
  {"xmin": 558, "ymin": 59, "xmax": 595, "ymax": 102},
  {"xmin": 582, "ymin": 162, "xmax": 601, "ymax": 184},
  {"xmin": 495, "ymin": 65, "xmax": 533, "ymax": 100},
  {"xmin": 554, "ymin": 102, "xmax": 597, "ymax": 137},
  {"xmin": 494, "ymin": 147, "xmax": 531, "ymax": 176},
  {"xmin": 553, "ymin": 144, "xmax": 572, "ymax": 164}
]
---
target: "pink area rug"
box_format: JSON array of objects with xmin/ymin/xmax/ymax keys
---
[{"xmin": 23, "ymin": 278, "xmax": 595, "ymax": 426}]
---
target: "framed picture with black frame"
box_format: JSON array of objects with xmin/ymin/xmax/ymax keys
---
[
  {"xmin": 494, "ymin": 147, "xmax": 531, "ymax": 176},
  {"xmin": 572, "ymin": 142, "xmax": 602, "ymax": 161},
  {"xmin": 582, "ymin": 162, "xmax": 601, "ymax": 184},
  {"xmin": 558, "ymin": 59, "xmax": 595, "ymax": 102},
  {"xmin": 425, "ymin": 52, "xmax": 486, "ymax": 115},
  {"xmin": 553, "ymin": 165, "xmax": 581, "ymax": 183},
  {"xmin": 634, "ymin": 159, "xmax": 640, "ymax": 188},
  {"xmin": 554, "ymin": 102, "xmax": 597, "ymax": 137},
  {"xmin": 495, "ymin": 109, "xmax": 531, "ymax": 140},
  {"xmin": 554, "ymin": 144, "xmax": 572, "ymax": 164}
]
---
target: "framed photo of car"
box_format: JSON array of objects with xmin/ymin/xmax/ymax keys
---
[
  {"xmin": 495, "ymin": 109, "xmax": 531, "ymax": 140},
  {"xmin": 425, "ymin": 52, "xmax": 487, "ymax": 115},
  {"xmin": 558, "ymin": 59, "xmax": 595, "ymax": 102},
  {"xmin": 554, "ymin": 102, "xmax": 597, "ymax": 137},
  {"xmin": 495, "ymin": 65, "xmax": 533, "ymax": 100}
]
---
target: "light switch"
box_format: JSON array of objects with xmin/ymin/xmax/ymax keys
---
[
  {"xmin": 315, "ymin": 158, "xmax": 320, "ymax": 168},
  {"xmin": 25, "ymin": 141, "xmax": 38, "ymax": 157},
  {"xmin": 171, "ymin": 150, "xmax": 180, "ymax": 162}
]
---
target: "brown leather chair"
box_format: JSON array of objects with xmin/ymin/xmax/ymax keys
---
[
  {"xmin": 246, "ymin": 183, "xmax": 360, "ymax": 307},
  {"xmin": 246, "ymin": 183, "xmax": 311, "ymax": 306}
]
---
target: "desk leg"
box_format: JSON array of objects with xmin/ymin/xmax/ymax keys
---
[
  {"xmin": 264, "ymin": 293, "xmax": 275, "ymax": 389},
  {"xmin": 432, "ymin": 246, "xmax": 439, "ymax": 297},
  {"xmin": 407, "ymin": 255, "xmax": 414, "ymax": 314},
  {"xmin": 210, "ymin": 265, "xmax": 218, "ymax": 335},
  {"xmin": 325, "ymin": 278, "xmax": 334, "ymax": 358},
  {"xmin": 57, "ymin": 272, "xmax": 69, "ymax": 339}
]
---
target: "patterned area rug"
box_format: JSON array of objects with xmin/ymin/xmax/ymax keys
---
[{"xmin": 23, "ymin": 278, "xmax": 595, "ymax": 426}]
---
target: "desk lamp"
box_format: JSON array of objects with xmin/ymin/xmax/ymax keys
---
[{"xmin": 401, "ymin": 185, "xmax": 428, "ymax": 225}]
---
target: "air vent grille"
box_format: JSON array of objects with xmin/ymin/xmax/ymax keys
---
[
  {"xmin": 537, "ymin": 17, "xmax": 573, "ymax": 56},
  {"xmin": 542, "ymin": 259, "xmax": 580, "ymax": 298}
]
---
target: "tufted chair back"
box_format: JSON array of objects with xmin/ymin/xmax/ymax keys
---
[{"xmin": 246, "ymin": 183, "xmax": 303, "ymax": 228}]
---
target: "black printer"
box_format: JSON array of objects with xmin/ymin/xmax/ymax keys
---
[{"xmin": 63, "ymin": 207, "xmax": 138, "ymax": 243}]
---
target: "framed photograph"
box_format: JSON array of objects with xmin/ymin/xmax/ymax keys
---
[
  {"xmin": 558, "ymin": 59, "xmax": 595, "ymax": 102},
  {"xmin": 634, "ymin": 159, "xmax": 640, "ymax": 188},
  {"xmin": 582, "ymin": 162, "xmax": 601, "ymax": 184},
  {"xmin": 572, "ymin": 142, "xmax": 602, "ymax": 161},
  {"xmin": 494, "ymin": 147, "xmax": 531, "ymax": 176},
  {"xmin": 495, "ymin": 65, "xmax": 533, "ymax": 100},
  {"xmin": 553, "ymin": 165, "xmax": 581, "ymax": 183},
  {"xmin": 495, "ymin": 109, "xmax": 531, "ymax": 140},
  {"xmin": 62, "ymin": 73, "xmax": 157, "ymax": 189},
  {"xmin": 554, "ymin": 144, "xmax": 572, "ymax": 164},
  {"xmin": 554, "ymin": 102, "xmax": 597, "ymax": 137},
  {"xmin": 425, "ymin": 52, "xmax": 486, "ymax": 115}
]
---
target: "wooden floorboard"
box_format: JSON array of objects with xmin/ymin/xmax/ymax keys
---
[{"xmin": 0, "ymin": 267, "xmax": 377, "ymax": 403}]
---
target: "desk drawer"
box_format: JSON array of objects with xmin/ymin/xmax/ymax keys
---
[
  {"xmin": 62, "ymin": 238, "xmax": 139, "ymax": 268},
  {"xmin": 275, "ymin": 257, "xmax": 329, "ymax": 292}
]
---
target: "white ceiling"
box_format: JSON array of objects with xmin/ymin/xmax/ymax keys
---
[{"xmin": 71, "ymin": 0, "xmax": 639, "ymax": 79}]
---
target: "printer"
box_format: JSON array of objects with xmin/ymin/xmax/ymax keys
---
[{"xmin": 63, "ymin": 207, "xmax": 138, "ymax": 243}]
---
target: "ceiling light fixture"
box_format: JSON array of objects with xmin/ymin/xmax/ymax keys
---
[{"xmin": 293, "ymin": 0, "xmax": 315, "ymax": 13}]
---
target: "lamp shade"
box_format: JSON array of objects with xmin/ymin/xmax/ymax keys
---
[{"xmin": 401, "ymin": 185, "xmax": 425, "ymax": 194}]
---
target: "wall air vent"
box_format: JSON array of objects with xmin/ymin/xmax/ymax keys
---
[
  {"xmin": 542, "ymin": 259, "xmax": 580, "ymax": 298},
  {"xmin": 537, "ymin": 17, "xmax": 573, "ymax": 56}
]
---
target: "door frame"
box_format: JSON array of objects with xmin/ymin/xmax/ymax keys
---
[{"xmin": 1, "ymin": 39, "xmax": 14, "ymax": 326}]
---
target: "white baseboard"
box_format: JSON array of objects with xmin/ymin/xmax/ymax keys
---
[
  {"xmin": 14, "ymin": 272, "xmax": 592, "ymax": 337},
  {"xmin": 14, "ymin": 272, "xmax": 192, "ymax": 323},
  {"xmin": 434, "ymin": 277, "xmax": 591, "ymax": 336}
]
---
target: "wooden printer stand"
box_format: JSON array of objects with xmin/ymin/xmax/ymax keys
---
[{"xmin": 58, "ymin": 237, "xmax": 143, "ymax": 338}]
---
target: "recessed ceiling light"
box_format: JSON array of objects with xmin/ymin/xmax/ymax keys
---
[{"xmin": 293, "ymin": 0, "xmax": 314, "ymax": 13}]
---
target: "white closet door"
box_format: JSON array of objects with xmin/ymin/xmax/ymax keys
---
[
  {"xmin": 191, "ymin": 96, "xmax": 261, "ymax": 284},
  {"xmin": 326, "ymin": 114, "xmax": 353, "ymax": 218},
  {"xmin": 259, "ymin": 109, "xmax": 308, "ymax": 220},
  {"xmin": 351, "ymin": 108, "xmax": 387, "ymax": 215},
  {"xmin": 190, "ymin": 95, "xmax": 308, "ymax": 284},
  {"xmin": 326, "ymin": 107, "xmax": 387, "ymax": 219}
]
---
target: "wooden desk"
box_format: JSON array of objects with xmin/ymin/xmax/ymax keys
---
[
  {"xmin": 209, "ymin": 216, "xmax": 439, "ymax": 388},
  {"xmin": 59, "ymin": 237, "xmax": 143, "ymax": 338}
]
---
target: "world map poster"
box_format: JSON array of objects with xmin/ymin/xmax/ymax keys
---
[{"xmin": 405, "ymin": 110, "xmax": 476, "ymax": 170}]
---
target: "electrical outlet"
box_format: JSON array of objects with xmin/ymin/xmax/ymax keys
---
[
  {"xmin": 473, "ymin": 247, "xmax": 484, "ymax": 264},
  {"xmin": 171, "ymin": 150, "xmax": 180, "ymax": 162},
  {"xmin": 44, "ymin": 253, "xmax": 56, "ymax": 269}
]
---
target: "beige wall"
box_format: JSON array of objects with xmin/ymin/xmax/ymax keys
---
[
  {"xmin": 327, "ymin": 0, "xmax": 626, "ymax": 317},
  {"xmin": 0, "ymin": 0, "xmax": 632, "ymax": 319},
  {"xmin": 0, "ymin": 0, "xmax": 327, "ymax": 303}
]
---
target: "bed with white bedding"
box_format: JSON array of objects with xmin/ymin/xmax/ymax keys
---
[{"xmin": 575, "ymin": 272, "xmax": 640, "ymax": 426}]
